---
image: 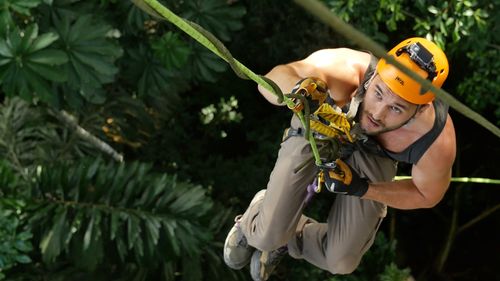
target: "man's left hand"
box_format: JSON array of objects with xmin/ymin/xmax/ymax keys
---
[{"xmin": 319, "ymin": 159, "xmax": 369, "ymax": 197}]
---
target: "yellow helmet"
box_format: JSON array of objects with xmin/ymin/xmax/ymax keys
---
[{"xmin": 376, "ymin": 37, "xmax": 449, "ymax": 104}]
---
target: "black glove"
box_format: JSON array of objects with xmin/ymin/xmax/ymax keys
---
[{"xmin": 319, "ymin": 159, "xmax": 369, "ymax": 197}]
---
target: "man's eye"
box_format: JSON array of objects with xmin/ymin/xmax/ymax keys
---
[
  {"xmin": 375, "ymin": 92, "xmax": 382, "ymax": 99},
  {"xmin": 391, "ymin": 106, "xmax": 402, "ymax": 113}
]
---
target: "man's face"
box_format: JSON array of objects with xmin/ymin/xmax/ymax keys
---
[{"xmin": 359, "ymin": 75, "xmax": 419, "ymax": 135}]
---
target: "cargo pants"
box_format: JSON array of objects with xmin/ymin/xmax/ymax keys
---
[{"xmin": 238, "ymin": 115, "xmax": 397, "ymax": 274}]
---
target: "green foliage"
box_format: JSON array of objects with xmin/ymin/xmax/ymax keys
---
[
  {"xmin": 30, "ymin": 158, "xmax": 214, "ymax": 275},
  {"xmin": 200, "ymin": 95, "xmax": 243, "ymax": 138},
  {"xmin": 124, "ymin": 43, "xmax": 189, "ymax": 100},
  {"xmin": 0, "ymin": 0, "xmax": 498, "ymax": 280},
  {"xmin": 179, "ymin": 0, "xmax": 246, "ymax": 42},
  {"xmin": 324, "ymin": 0, "xmax": 492, "ymax": 48},
  {"xmin": 183, "ymin": 42, "xmax": 228, "ymax": 83},
  {"xmin": 0, "ymin": 198, "xmax": 33, "ymax": 280},
  {"xmin": 413, "ymin": 0, "xmax": 489, "ymax": 47},
  {"xmin": 52, "ymin": 13, "xmax": 123, "ymax": 104},
  {"xmin": 0, "ymin": 0, "xmax": 42, "ymax": 34},
  {"xmin": 0, "ymin": 97, "xmax": 54, "ymax": 175},
  {"xmin": 0, "ymin": 24, "xmax": 67, "ymax": 105},
  {"xmin": 325, "ymin": 0, "xmax": 406, "ymax": 42},
  {"xmin": 97, "ymin": 92, "xmax": 158, "ymax": 148},
  {"xmin": 151, "ymin": 31, "xmax": 191, "ymax": 69},
  {"xmin": 120, "ymin": 1, "xmax": 151, "ymax": 34},
  {"xmin": 379, "ymin": 263, "xmax": 411, "ymax": 281},
  {"xmin": 457, "ymin": 49, "xmax": 500, "ymax": 125},
  {"xmin": 0, "ymin": 97, "xmax": 104, "ymax": 178}
]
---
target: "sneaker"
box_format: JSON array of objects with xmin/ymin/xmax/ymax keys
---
[
  {"xmin": 250, "ymin": 246, "xmax": 288, "ymax": 281},
  {"xmin": 224, "ymin": 190, "xmax": 267, "ymax": 269}
]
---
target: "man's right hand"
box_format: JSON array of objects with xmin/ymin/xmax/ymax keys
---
[{"xmin": 288, "ymin": 77, "xmax": 329, "ymax": 113}]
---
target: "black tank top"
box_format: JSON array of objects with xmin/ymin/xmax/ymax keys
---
[{"xmin": 355, "ymin": 56, "xmax": 449, "ymax": 164}]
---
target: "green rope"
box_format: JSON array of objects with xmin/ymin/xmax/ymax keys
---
[
  {"xmin": 133, "ymin": 0, "xmax": 323, "ymax": 165},
  {"xmin": 294, "ymin": 0, "xmax": 500, "ymax": 139},
  {"xmin": 395, "ymin": 176, "xmax": 500, "ymax": 185}
]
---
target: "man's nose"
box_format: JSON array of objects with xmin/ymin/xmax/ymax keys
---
[{"xmin": 371, "ymin": 105, "xmax": 386, "ymax": 121}]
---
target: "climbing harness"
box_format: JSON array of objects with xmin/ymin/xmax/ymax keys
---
[{"xmin": 281, "ymin": 77, "xmax": 366, "ymax": 194}]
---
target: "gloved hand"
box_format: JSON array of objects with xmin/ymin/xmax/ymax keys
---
[
  {"xmin": 318, "ymin": 159, "xmax": 369, "ymax": 197},
  {"xmin": 287, "ymin": 77, "xmax": 329, "ymax": 113}
]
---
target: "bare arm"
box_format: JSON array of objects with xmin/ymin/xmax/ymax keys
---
[
  {"xmin": 258, "ymin": 48, "xmax": 372, "ymax": 106},
  {"xmin": 363, "ymin": 117, "xmax": 457, "ymax": 209}
]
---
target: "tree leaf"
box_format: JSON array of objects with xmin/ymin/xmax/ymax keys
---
[
  {"xmin": 40, "ymin": 207, "xmax": 67, "ymax": 263},
  {"xmin": 28, "ymin": 32, "xmax": 59, "ymax": 52},
  {"xmin": 72, "ymin": 51, "xmax": 118, "ymax": 76},
  {"xmin": 14, "ymin": 254, "xmax": 32, "ymax": 264},
  {"xmin": 0, "ymin": 25, "xmax": 67, "ymax": 104},
  {"xmin": 26, "ymin": 62, "xmax": 67, "ymax": 82},
  {"xmin": 8, "ymin": 0, "xmax": 43, "ymax": 16},
  {"xmin": 127, "ymin": 215, "xmax": 140, "ymax": 249},
  {"xmin": 428, "ymin": 5, "xmax": 439, "ymax": 14},
  {"xmin": 26, "ymin": 49, "xmax": 67, "ymax": 65},
  {"xmin": 82, "ymin": 211, "xmax": 95, "ymax": 251},
  {"xmin": 0, "ymin": 40, "xmax": 13, "ymax": 57},
  {"xmin": 53, "ymin": 13, "xmax": 122, "ymax": 102},
  {"xmin": 151, "ymin": 31, "xmax": 191, "ymax": 70}
]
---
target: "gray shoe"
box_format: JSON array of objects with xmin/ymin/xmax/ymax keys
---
[
  {"xmin": 224, "ymin": 190, "xmax": 267, "ymax": 270},
  {"xmin": 250, "ymin": 246, "xmax": 288, "ymax": 281}
]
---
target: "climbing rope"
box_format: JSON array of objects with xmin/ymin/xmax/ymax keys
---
[
  {"xmin": 294, "ymin": 0, "xmax": 500, "ymax": 139},
  {"xmin": 134, "ymin": 0, "xmax": 325, "ymax": 165},
  {"xmin": 132, "ymin": 0, "xmax": 500, "ymax": 187}
]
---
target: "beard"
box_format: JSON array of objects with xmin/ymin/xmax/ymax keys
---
[{"xmin": 358, "ymin": 104, "xmax": 410, "ymax": 136}]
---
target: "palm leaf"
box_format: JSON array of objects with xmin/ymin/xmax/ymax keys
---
[
  {"xmin": 0, "ymin": 97, "xmax": 105, "ymax": 178},
  {"xmin": 29, "ymin": 158, "xmax": 214, "ymax": 271},
  {"xmin": 52, "ymin": 13, "xmax": 123, "ymax": 103},
  {"xmin": 0, "ymin": 25, "xmax": 68, "ymax": 105}
]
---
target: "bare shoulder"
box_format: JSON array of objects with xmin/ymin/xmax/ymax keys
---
[
  {"xmin": 288, "ymin": 48, "xmax": 372, "ymax": 103},
  {"xmin": 294, "ymin": 48, "xmax": 371, "ymax": 75},
  {"xmin": 411, "ymin": 115, "xmax": 456, "ymax": 205}
]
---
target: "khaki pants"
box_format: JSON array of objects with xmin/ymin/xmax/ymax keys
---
[{"xmin": 239, "ymin": 116, "xmax": 397, "ymax": 274}]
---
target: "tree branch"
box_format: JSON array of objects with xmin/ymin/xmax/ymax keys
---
[
  {"xmin": 457, "ymin": 203, "xmax": 500, "ymax": 234},
  {"xmin": 55, "ymin": 110, "xmax": 124, "ymax": 162}
]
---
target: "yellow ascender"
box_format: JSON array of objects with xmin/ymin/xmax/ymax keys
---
[{"xmin": 309, "ymin": 103, "xmax": 354, "ymax": 142}]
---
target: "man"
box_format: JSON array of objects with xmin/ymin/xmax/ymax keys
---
[{"xmin": 223, "ymin": 38, "xmax": 456, "ymax": 280}]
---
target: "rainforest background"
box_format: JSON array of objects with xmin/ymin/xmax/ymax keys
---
[{"xmin": 0, "ymin": 0, "xmax": 498, "ymax": 280}]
